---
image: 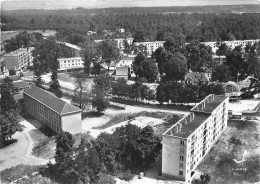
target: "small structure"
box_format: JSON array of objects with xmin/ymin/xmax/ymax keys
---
[
  {"xmin": 185, "ymin": 72, "xmax": 210, "ymax": 86},
  {"xmin": 114, "ymin": 66, "xmax": 129, "ymax": 80},
  {"xmin": 13, "ymin": 81, "xmax": 30, "ymax": 92},
  {"xmin": 231, "ymin": 112, "xmax": 242, "ymax": 119}
]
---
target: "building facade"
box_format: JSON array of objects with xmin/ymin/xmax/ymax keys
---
[
  {"xmin": 162, "ymin": 94, "xmax": 229, "ymax": 183},
  {"xmin": 4, "ymin": 47, "xmax": 34, "ymax": 72},
  {"xmin": 95, "ymin": 37, "xmax": 134, "ymax": 51},
  {"xmin": 133, "ymin": 41, "xmax": 165, "ymax": 55},
  {"xmin": 24, "ymin": 86, "xmax": 82, "ymax": 134},
  {"xmin": 185, "ymin": 72, "xmax": 210, "ymax": 86},
  {"xmin": 58, "ymin": 57, "xmax": 84, "ymax": 71},
  {"xmin": 202, "ymin": 39, "xmax": 260, "ymax": 53}
]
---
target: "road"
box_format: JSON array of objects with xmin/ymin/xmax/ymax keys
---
[{"xmin": 0, "ymin": 120, "xmax": 49, "ymax": 171}]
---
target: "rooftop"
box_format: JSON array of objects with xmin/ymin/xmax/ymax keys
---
[
  {"xmin": 185, "ymin": 72, "xmax": 209, "ymax": 82},
  {"xmin": 163, "ymin": 94, "xmax": 228, "ymax": 138},
  {"xmin": 0, "ymin": 76, "xmax": 22, "ymax": 83},
  {"xmin": 57, "ymin": 42, "xmax": 82, "ymax": 51},
  {"xmin": 14, "ymin": 81, "xmax": 30, "ymax": 89},
  {"xmin": 191, "ymin": 94, "xmax": 228, "ymax": 113},
  {"xmin": 4, "ymin": 47, "xmax": 34, "ymax": 57},
  {"xmin": 164, "ymin": 113, "xmax": 210, "ymax": 138},
  {"xmin": 24, "ymin": 85, "xmax": 81, "ymax": 115}
]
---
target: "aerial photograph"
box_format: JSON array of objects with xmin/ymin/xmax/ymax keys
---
[{"xmin": 0, "ymin": 0, "xmax": 260, "ymax": 183}]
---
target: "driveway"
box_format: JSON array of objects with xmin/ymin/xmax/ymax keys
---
[{"xmin": 0, "ymin": 120, "xmax": 49, "ymax": 171}]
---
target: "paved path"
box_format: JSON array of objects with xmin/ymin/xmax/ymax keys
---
[{"xmin": 0, "ymin": 120, "xmax": 49, "ymax": 171}]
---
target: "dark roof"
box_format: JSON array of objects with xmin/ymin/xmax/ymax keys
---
[
  {"xmin": 4, "ymin": 59, "xmax": 19, "ymax": 69},
  {"xmin": 185, "ymin": 72, "xmax": 209, "ymax": 83},
  {"xmin": 116, "ymin": 66, "xmax": 128, "ymax": 76},
  {"xmin": 0, "ymin": 76, "xmax": 22, "ymax": 83},
  {"xmin": 14, "ymin": 81, "xmax": 30, "ymax": 89},
  {"xmin": 24, "ymin": 85, "xmax": 81, "ymax": 115},
  {"xmin": 164, "ymin": 94, "xmax": 228, "ymax": 138},
  {"xmin": 165, "ymin": 113, "xmax": 210, "ymax": 138},
  {"xmin": 191, "ymin": 95, "xmax": 228, "ymax": 113}
]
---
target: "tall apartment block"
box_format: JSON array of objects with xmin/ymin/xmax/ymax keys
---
[
  {"xmin": 4, "ymin": 47, "xmax": 34, "ymax": 71},
  {"xmin": 162, "ymin": 94, "xmax": 229, "ymax": 183},
  {"xmin": 24, "ymin": 85, "xmax": 82, "ymax": 134}
]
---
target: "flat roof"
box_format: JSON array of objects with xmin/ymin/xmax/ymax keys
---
[
  {"xmin": 164, "ymin": 113, "xmax": 210, "ymax": 138},
  {"xmin": 164, "ymin": 94, "xmax": 228, "ymax": 139},
  {"xmin": 191, "ymin": 95, "xmax": 228, "ymax": 113}
]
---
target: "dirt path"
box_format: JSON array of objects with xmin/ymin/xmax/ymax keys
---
[{"xmin": 0, "ymin": 120, "xmax": 49, "ymax": 171}]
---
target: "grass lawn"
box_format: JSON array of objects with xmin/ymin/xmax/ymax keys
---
[
  {"xmin": 94, "ymin": 111, "xmax": 182, "ymax": 136},
  {"xmin": 29, "ymin": 129, "xmax": 56, "ymax": 160},
  {"xmin": 58, "ymin": 72, "xmax": 93, "ymax": 84},
  {"xmin": 196, "ymin": 120, "xmax": 260, "ymax": 184}
]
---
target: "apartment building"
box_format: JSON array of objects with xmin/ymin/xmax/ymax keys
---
[
  {"xmin": 4, "ymin": 47, "xmax": 34, "ymax": 72},
  {"xmin": 24, "ymin": 86, "xmax": 82, "ymax": 134},
  {"xmin": 162, "ymin": 94, "xmax": 229, "ymax": 183},
  {"xmin": 202, "ymin": 39, "xmax": 260, "ymax": 53},
  {"xmin": 95, "ymin": 37, "xmax": 134, "ymax": 51},
  {"xmin": 133, "ymin": 41, "xmax": 165, "ymax": 55},
  {"xmin": 58, "ymin": 57, "xmax": 84, "ymax": 71}
]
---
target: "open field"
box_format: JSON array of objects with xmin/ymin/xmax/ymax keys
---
[{"xmin": 195, "ymin": 120, "xmax": 260, "ymax": 184}]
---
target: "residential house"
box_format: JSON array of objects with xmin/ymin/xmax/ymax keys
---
[{"xmin": 185, "ymin": 72, "xmax": 210, "ymax": 86}]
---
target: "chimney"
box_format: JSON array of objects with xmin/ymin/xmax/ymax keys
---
[
  {"xmin": 184, "ymin": 118, "xmax": 188, "ymax": 124},
  {"xmin": 177, "ymin": 123, "xmax": 182, "ymax": 132},
  {"xmin": 212, "ymin": 94, "xmax": 215, "ymax": 100}
]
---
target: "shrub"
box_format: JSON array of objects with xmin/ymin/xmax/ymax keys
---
[
  {"xmin": 229, "ymin": 136, "xmax": 242, "ymax": 145},
  {"xmin": 0, "ymin": 165, "xmax": 44, "ymax": 182},
  {"xmin": 118, "ymin": 170, "xmax": 134, "ymax": 181}
]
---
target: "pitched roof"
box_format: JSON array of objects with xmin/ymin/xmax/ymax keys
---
[
  {"xmin": 116, "ymin": 66, "xmax": 128, "ymax": 76},
  {"xmin": 4, "ymin": 59, "xmax": 19, "ymax": 69},
  {"xmin": 185, "ymin": 72, "xmax": 209, "ymax": 83},
  {"xmin": 24, "ymin": 85, "xmax": 81, "ymax": 115}
]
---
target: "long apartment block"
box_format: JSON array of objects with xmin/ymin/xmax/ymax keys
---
[
  {"xmin": 162, "ymin": 94, "xmax": 229, "ymax": 183},
  {"xmin": 24, "ymin": 85, "xmax": 82, "ymax": 134}
]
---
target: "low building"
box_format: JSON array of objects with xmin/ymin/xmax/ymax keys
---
[
  {"xmin": 4, "ymin": 47, "xmax": 34, "ymax": 74},
  {"xmin": 24, "ymin": 86, "xmax": 82, "ymax": 134},
  {"xmin": 162, "ymin": 94, "xmax": 229, "ymax": 183},
  {"xmin": 114, "ymin": 66, "xmax": 129, "ymax": 80},
  {"xmin": 58, "ymin": 57, "xmax": 84, "ymax": 71},
  {"xmin": 95, "ymin": 37, "xmax": 134, "ymax": 51},
  {"xmin": 116, "ymin": 55, "xmax": 136, "ymax": 77},
  {"xmin": 185, "ymin": 72, "xmax": 210, "ymax": 86},
  {"xmin": 133, "ymin": 41, "xmax": 165, "ymax": 55},
  {"xmin": 202, "ymin": 39, "xmax": 260, "ymax": 54}
]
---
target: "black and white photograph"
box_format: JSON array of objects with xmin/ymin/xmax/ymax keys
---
[{"xmin": 0, "ymin": 0, "xmax": 260, "ymax": 183}]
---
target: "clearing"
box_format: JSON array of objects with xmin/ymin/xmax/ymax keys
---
[{"xmin": 194, "ymin": 120, "xmax": 260, "ymax": 184}]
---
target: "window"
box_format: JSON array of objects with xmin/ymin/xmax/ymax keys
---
[
  {"xmin": 180, "ymin": 155, "xmax": 184, "ymax": 161},
  {"xmin": 179, "ymin": 163, "xmax": 183, "ymax": 168},
  {"xmin": 179, "ymin": 171, "xmax": 183, "ymax": 176},
  {"xmin": 180, "ymin": 140, "xmax": 185, "ymax": 145}
]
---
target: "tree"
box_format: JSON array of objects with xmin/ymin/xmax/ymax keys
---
[
  {"xmin": 96, "ymin": 173, "xmax": 116, "ymax": 184},
  {"xmin": 0, "ymin": 77, "xmax": 16, "ymax": 113},
  {"xmin": 145, "ymin": 89, "xmax": 156, "ymax": 102},
  {"xmin": 212, "ymin": 64, "xmax": 232, "ymax": 82},
  {"xmin": 92, "ymin": 91, "xmax": 109, "ymax": 113},
  {"xmin": 152, "ymin": 47, "xmax": 168, "ymax": 75},
  {"xmin": 184, "ymin": 40, "xmax": 213, "ymax": 72},
  {"xmin": 163, "ymin": 52, "xmax": 188, "ymax": 81},
  {"xmin": 80, "ymin": 41, "xmax": 99, "ymax": 75},
  {"xmin": 71, "ymin": 76, "xmax": 90, "ymax": 111},
  {"xmin": 49, "ymin": 71, "xmax": 63, "ymax": 98},
  {"xmin": 111, "ymin": 78, "xmax": 128, "ymax": 99},
  {"xmin": 133, "ymin": 52, "xmax": 146, "ymax": 77},
  {"xmin": 98, "ymin": 39, "xmax": 121, "ymax": 73},
  {"xmin": 0, "ymin": 112, "xmax": 23, "ymax": 147},
  {"xmin": 139, "ymin": 59, "xmax": 158, "ymax": 83},
  {"xmin": 192, "ymin": 173, "xmax": 211, "ymax": 184},
  {"xmin": 55, "ymin": 132, "xmax": 74, "ymax": 172},
  {"xmin": 133, "ymin": 44, "xmax": 148, "ymax": 56}
]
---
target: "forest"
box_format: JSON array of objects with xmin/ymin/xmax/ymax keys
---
[{"xmin": 1, "ymin": 6, "xmax": 260, "ymax": 45}]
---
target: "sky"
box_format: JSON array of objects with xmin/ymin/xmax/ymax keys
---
[{"xmin": 1, "ymin": 0, "xmax": 260, "ymax": 10}]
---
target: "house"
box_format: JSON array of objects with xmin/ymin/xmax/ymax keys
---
[
  {"xmin": 23, "ymin": 86, "xmax": 82, "ymax": 134},
  {"xmin": 116, "ymin": 56, "xmax": 136, "ymax": 77},
  {"xmin": 185, "ymin": 72, "xmax": 210, "ymax": 86},
  {"xmin": 162, "ymin": 94, "xmax": 229, "ymax": 183},
  {"xmin": 114, "ymin": 66, "xmax": 129, "ymax": 80}
]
